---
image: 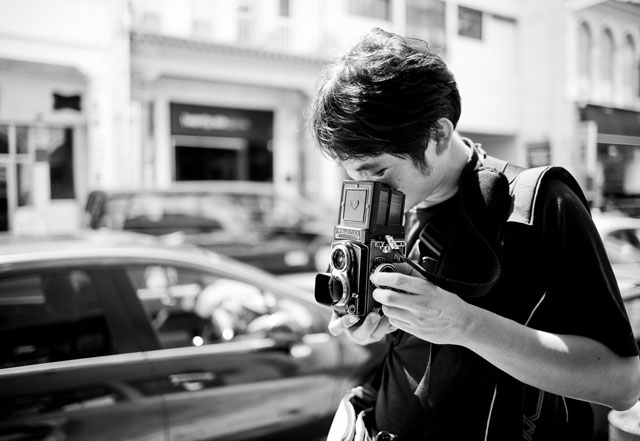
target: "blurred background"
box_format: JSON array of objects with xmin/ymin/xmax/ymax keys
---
[
  {"xmin": 0, "ymin": 0, "xmax": 639, "ymax": 237},
  {"xmin": 2, "ymin": 2, "xmax": 640, "ymax": 440}
]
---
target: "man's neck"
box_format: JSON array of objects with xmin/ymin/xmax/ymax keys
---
[{"xmin": 414, "ymin": 133, "xmax": 471, "ymax": 209}]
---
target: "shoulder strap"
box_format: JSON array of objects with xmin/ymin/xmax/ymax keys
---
[{"xmin": 482, "ymin": 155, "xmax": 589, "ymax": 226}]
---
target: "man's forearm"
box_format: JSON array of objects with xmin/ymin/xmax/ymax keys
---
[{"xmin": 465, "ymin": 306, "xmax": 640, "ymax": 410}]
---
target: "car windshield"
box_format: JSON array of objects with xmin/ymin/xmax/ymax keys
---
[{"xmin": 99, "ymin": 192, "xmax": 305, "ymax": 237}]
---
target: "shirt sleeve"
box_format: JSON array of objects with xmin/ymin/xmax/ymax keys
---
[{"xmin": 535, "ymin": 178, "xmax": 639, "ymax": 357}]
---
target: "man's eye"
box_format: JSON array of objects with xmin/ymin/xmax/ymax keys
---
[{"xmin": 375, "ymin": 168, "xmax": 387, "ymax": 177}]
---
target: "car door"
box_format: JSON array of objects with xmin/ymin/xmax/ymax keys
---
[
  {"xmin": 0, "ymin": 265, "xmax": 166, "ymax": 441},
  {"xmin": 120, "ymin": 262, "xmax": 367, "ymax": 441}
]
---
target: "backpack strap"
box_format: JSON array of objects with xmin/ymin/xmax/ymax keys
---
[{"xmin": 482, "ymin": 155, "xmax": 589, "ymax": 226}]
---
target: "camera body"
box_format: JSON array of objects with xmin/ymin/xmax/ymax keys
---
[{"xmin": 315, "ymin": 181, "xmax": 406, "ymax": 317}]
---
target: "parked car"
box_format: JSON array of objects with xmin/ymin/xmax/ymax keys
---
[
  {"xmin": 83, "ymin": 182, "xmax": 334, "ymax": 274},
  {"xmin": 0, "ymin": 231, "xmax": 381, "ymax": 441},
  {"xmin": 593, "ymin": 213, "xmax": 640, "ymax": 340},
  {"xmin": 591, "ymin": 213, "xmax": 640, "ymax": 441}
]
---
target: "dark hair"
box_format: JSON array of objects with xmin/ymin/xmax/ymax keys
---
[{"xmin": 309, "ymin": 28, "xmax": 461, "ymax": 170}]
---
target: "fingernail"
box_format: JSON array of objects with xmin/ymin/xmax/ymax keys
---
[
  {"xmin": 348, "ymin": 315, "xmax": 359, "ymax": 324},
  {"xmin": 369, "ymin": 313, "xmax": 380, "ymax": 324}
]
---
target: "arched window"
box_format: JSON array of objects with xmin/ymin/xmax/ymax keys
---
[
  {"xmin": 578, "ymin": 22, "xmax": 593, "ymax": 87},
  {"xmin": 621, "ymin": 35, "xmax": 636, "ymax": 100},
  {"xmin": 601, "ymin": 28, "xmax": 615, "ymax": 98}
]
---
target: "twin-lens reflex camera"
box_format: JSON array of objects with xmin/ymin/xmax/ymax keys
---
[{"xmin": 314, "ymin": 181, "xmax": 406, "ymax": 318}]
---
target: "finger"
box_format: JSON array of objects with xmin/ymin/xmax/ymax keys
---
[
  {"xmin": 369, "ymin": 315, "xmax": 397, "ymax": 341},
  {"xmin": 370, "ymin": 271, "xmax": 431, "ymax": 295},
  {"xmin": 373, "ymin": 287, "xmax": 417, "ymax": 310},
  {"xmin": 349, "ymin": 312, "xmax": 382, "ymax": 341},
  {"xmin": 386, "ymin": 314, "xmax": 413, "ymax": 334},
  {"xmin": 380, "ymin": 304, "xmax": 414, "ymax": 323},
  {"xmin": 328, "ymin": 312, "xmax": 360, "ymax": 336},
  {"xmin": 391, "ymin": 262, "xmax": 425, "ymax": 277}
]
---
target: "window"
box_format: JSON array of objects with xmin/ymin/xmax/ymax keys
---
[
  {"xmin": 126, "ymin": 265, "xmax": 317, "ymax": 349},
  {"xmin": 279, "ymin": 0, "xmax": 290, "ymax": 17},
  {"xmin": 348, "ymin": 0, "xmax": 391, "ymax": 20},
  {"xmin": 0, "ymin": 125, "xmax": 8, "ymax": 154},
  {"xmin": 622, "ymin": 35, "xmax": 637, "ymax": 99},
  {"xmin": 16, "ymin": 125, "xmax": 29, "ymax": 154},
  {"xmin": 48, "ymin": 127, "xmax": 75, "ymax": 199},
  {"xmin": 406, "ymin": 0, "xmax": 446, "ymax": 51},
  {"xmin": 0, "ymin": 270, "xmax": 113, "ymax": 368},
  {"xmin": 578, "ymin": 22, "xmax": 593, "ymax": 86},
  {"xmin": 458, "ymin": 6, "xmax": 482, "ymax": 40},
  {"xmin": 601, "ymin": 28, "xmax": 615, "ymax": 95}
]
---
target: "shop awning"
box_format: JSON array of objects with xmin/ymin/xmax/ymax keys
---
[{"xmin": 582, "ymin": 104, "xmax": 640, "ymax": 138}]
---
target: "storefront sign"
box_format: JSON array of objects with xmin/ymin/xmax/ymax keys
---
[{"xmin": 170, "ymin": 103, "xmax": 272, "ymax": 140}]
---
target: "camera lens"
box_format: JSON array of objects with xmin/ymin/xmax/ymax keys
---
[
  {"xmin": 330, "ymin": 244, "xmax": 351, "ymax": 271},
  {"xmin": 332, "ymin": 249, "xmax": 346, "ymax": 270},
  {"xmin": 328, "ymin": 272, "xmax": 350, "ymax": 307}
]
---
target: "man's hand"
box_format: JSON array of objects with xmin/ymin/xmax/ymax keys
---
[
  {"xmin": 369, "ymin": 262, "xmax": 473, "ymax": 345},
  {"xmin": 328, "ymin": 310, "xmax": 397, "ymax": 345}
]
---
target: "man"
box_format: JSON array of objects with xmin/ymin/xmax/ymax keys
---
[{"xmin": 309, "ymin": 28, "xmax": 640, "ymax": 440}]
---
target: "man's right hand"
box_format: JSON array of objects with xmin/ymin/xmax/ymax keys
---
[{"xmin": 328, "ymin": 310, "xmax": 397, "ymax": 345}]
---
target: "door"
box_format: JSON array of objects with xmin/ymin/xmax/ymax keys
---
[
  {"xmin": 122, "ymin": 262, "xmax": 351, "ymax": 440},
  {"xmin": 0, "ymin": 266, "xmax": 166, "ymax": 441}
]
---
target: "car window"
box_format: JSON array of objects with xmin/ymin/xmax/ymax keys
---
[
  {"xmin": 125, "ymin": 264, "xmax": 317, "ymax": 349},
  {"xmin": 604, "ymin": 228, "xmax": 640, "ymax": 264},
  {"xmin": 0, "ymin": 270, "xmax": 115, "ymax": 368}
]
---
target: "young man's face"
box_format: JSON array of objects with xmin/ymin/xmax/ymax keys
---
[{"xmin": 339, "ymin": 152, "xmax": 436, "ymax": 211}]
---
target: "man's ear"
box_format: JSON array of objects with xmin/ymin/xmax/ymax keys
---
[{"xmin": 434, "ymin": 118, "xmax": 454, "ymax": 155}]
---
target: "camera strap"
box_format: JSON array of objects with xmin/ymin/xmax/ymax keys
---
[{"xmin": 388, "ymin": 159, "xmax": 511, "ymax": 298}]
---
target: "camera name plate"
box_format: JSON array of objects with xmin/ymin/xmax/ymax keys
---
[{"xmin": 334, "ymin": 226, "xmax": 366, "ymax": 242}]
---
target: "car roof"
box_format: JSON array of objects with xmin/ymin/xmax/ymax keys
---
[
  {"xmin": 89, "ymin": 181, "xmax": 277, "ymax": 198},
  {"xmin": 0, "ymin": 231, "xmax": 313, "ymax": 299},
  {"xmin": 592, "ymin": 214, "xmax": 640, "ymax": 235}
]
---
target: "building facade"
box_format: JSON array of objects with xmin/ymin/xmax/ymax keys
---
[
  {"xmin": 0, "ymin": 0, "xmax": 131, "ymax": 232},
  {"xmin": 0, "ymin": 0, "xmax": 638, "ymax": 233},
  {"xmin": 571, "ymin": 0, "xmax": 640, "ymax": 214}
]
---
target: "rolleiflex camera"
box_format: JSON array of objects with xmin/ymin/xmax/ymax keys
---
[{"xmin": 315, "ymin": 181, "xmax": 406, "ymax": 318}]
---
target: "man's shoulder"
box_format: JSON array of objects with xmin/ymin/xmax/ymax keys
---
[{"xmin": 487, "ymin": 163, "xmax": 590, "ymax": 227}]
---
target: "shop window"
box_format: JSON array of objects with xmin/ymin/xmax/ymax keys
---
[
  {"xmin": 458, "ymin": 6, "xmax": 483, "ymax": 40},
  {"xmin": 348, "ymin": 0, "xmax": 391, "ymax": 20},
  {"xmin": 170, "ymin": 103, "xmax": 273, "ymax": 182}
]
